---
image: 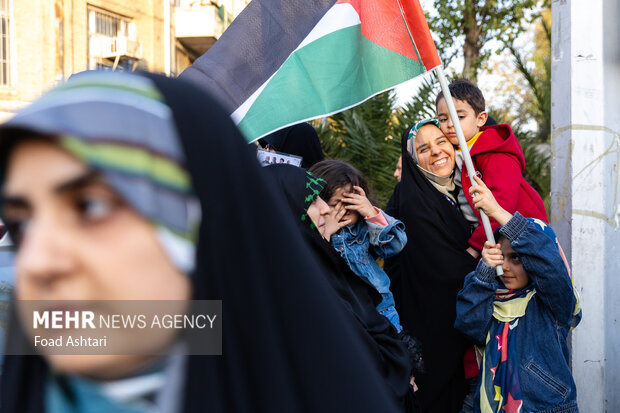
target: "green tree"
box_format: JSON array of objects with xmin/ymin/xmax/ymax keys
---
[
  {"xmin": 395, "ymin": 73, "xmax": 442, "ymax": 139},
  {"xmin": 430, "ymin": 0, "xmax": 537, "ymax": 81},
  {"xmin": 489, "ymin": 7, "xmax": 552, "ymax": 208},
  {"xmin": 505, "ymin": 8, "xmax": 551, "ymax": 142}
]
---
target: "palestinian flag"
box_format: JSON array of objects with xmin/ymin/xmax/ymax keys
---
[{"xmin": 181, "ymin": 0, "xmax": 441, "ymax": 142}]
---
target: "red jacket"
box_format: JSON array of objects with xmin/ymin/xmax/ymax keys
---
[{"xmin": 462, "ymin": 124, "xmax": 549, "ymax": 251}]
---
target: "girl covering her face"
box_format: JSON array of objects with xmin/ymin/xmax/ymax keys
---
[
  {"xmin": 264, "ymin": 164, "xmax": 415, "ymax": 411},
  {"xmin": 0, "ymin": 71, "xmax": 404, "ymax": 413}
]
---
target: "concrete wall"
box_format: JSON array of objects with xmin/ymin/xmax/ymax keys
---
[
  {"xmin": 602, "ymin": 0, "xmax": 620, "ymax": 409},
  {"xmin": 0, "ymin": 0, "xmax": 58, "ymax": 118},
  {"xmin": 551, "ymin": 0, "xmax": 620, "ymax": 411}
]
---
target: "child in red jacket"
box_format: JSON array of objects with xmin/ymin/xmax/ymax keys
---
[
  {"xmin": 435, "ymin": 79, "xmax": 549, "ymax": 254},
  {"xmin": 436, "ymin": 79, "xmax": 550, "ymax": 413}
]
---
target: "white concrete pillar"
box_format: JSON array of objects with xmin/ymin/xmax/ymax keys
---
[{"xmin": 551, "ymin": 0, "xmax": 620, "ymax": 411}]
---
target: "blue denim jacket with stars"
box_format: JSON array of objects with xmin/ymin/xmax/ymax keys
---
[
  {"xmin": 331, "ymin": 210, "xmax": 407, "ymax": 332},
  {"xmin": 455, "ymin": 213, "xmax": 581, "ymax": 413}
]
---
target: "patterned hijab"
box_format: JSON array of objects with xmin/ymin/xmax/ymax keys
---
[
  {"xmin": 261, "ymin": 165, "xmax": 326, "ymax": 230},
  {"xmin": 298, "ymin": 170, "xmax": 326, "ymax": 229},
  {"xmin": 0, "ymin": 71, "xmax": 199, "ymax": 273}
]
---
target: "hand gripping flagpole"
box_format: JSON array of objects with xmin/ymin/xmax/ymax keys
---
[
  {"xmin": 435, "ymin": 67, "xmax": 503, "ymax": 276},
  {"xmin": 396, "ymin": 0, "xmax": 503, "ymax": 276}
]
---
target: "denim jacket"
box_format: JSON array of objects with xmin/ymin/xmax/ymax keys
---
[
  {"xmin": 331, "ymin": 210, "xmax": 407, "ymax": 331},
  {"xmin": 455, "ymin": 213, "xmax": 581, "ymax": 413}
]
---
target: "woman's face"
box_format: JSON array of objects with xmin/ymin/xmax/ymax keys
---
[
  {"xmin": 414, "ymin": 124, "xmax": 455, "ymax": 177},
  {"xmin": 2, "ymin": 139, "xmax": 191, "ymax": 378},
  {"xmin": 306, "ymin": 196, "xmax": 330, "ymax": 236}
]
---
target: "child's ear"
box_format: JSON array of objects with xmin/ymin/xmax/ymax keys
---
[{"xmin": 477, "ymin": 111, "xmax": 488, "ymax": 127}]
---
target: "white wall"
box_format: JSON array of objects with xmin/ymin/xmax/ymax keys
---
[
  {"xmin": 551, "ymin": 0, "xmax": 620, "ymax": 411},
  {"xmin": 602, "ymin": 0, "xmax": 620, "ymax": 409}
]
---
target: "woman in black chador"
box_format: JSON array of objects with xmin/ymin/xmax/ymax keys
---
[
  {"xmin": 264, "ymin": 164, "xmax": 418, "ymax": 412},
  {"xmin": 385, "ymin": 124, "xmax": 478, "ymax": 413}
]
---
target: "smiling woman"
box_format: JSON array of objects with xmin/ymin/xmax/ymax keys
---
[
  {"xmin": 384, "ymin": 119, "xmax": 480, "ymax": 412},
  {"xmin": 413, "ymin": 123, "xmax": 455, "ymax": 178},
  {"xmin": 0, "ymin": 71, "xmax": 404, "ymax": 413},
  {"xmin": 406, "ymin": 119, "xmax": 459, "ymax": 206}
]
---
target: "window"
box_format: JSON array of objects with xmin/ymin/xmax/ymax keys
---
[
  {"xmin": 88, "ymin": 8, "xmax": 136, "ymax": 71},
  {"xmin": 93, "ymin": 10, "xmax": 128, "ymax": 38},
  {"xmin": 0, "ymin": 0, "xmax": 10, "ymax": 86}
]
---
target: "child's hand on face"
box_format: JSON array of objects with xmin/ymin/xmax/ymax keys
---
[
  {"xmin": 469, "ymin": 175, "xmax": 512, "ymax": 225},
  {"xmin": 481, "ymin": 241, "xmax": 503, "ymax": 268},
  {"xmin": 323, "ymin": 201, "xmax": 351, "ymax": 241},
  {"xmin": 342, "ymin": 186, "xmax": 376, "ymax": 218}
]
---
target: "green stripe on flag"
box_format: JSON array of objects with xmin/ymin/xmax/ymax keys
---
[{"xmin": 238, "ymin": 25, "xmax": 427, "ymax": 141}]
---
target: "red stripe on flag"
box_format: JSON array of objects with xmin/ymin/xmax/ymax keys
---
[
  {"xmin": 336, "ymin": 0, "xmax": 440, "ymax": 70},
  {"xmin": 400, "ymin": 0, "xmax": 441, "ymax": 69}
]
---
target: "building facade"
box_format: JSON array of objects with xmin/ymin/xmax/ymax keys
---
[{"xmin": 0, "ymin": 0, "xmax": 249, "ymax": 121}]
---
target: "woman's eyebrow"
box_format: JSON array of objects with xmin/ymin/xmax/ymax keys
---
[
  {"xmin": 0, "ymin": 195, "xmax": 29, "ymax": 210},
  {"xmin": 0, "ymin": 171, "xmax": 101, "ymax": 207},
  {"xmin": 416, "ymin": 143, "xmax": 428, "ymax": 151},
  {"xmin": 54, "ymin": 170, "xmax": 101, "ymax": 195}
]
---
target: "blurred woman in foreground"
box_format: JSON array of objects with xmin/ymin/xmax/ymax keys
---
[{"xmin": 0, "ymin": 71, "xmax": 402, "ymax": 412}]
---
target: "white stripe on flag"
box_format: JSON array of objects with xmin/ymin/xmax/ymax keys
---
[
  {"xmin": 231, "ymin": 3, "xmax": 361, "ymax": 125},
  {"xmin": 295, "ymin": 3, "xmax": 361, "ymax": 51}
]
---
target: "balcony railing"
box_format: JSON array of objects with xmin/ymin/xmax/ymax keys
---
[{"xmin": 89, "ymin": 35, "xmax": 143, "ymax": 60}]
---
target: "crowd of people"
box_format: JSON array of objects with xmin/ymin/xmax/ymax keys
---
[{"xmin": 0, "ymin": 71, "xmax": 581, "ymax": 413}]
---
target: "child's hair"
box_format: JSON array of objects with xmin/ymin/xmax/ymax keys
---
[
  {"xmin": 494, "ymin": 230, "xmax": 507, "ymax": 244},
  {"xmin": 435, "ymin": 79, "xmax": 486, "ymax": 115},
  {"xmin": 308, "ymin": 160, "xmax": 376, "ymax": 206}
]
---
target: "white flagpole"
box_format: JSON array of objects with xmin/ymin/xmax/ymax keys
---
[{"xmin": 435, "ymin": 66, "xmax": 503, "ymax": 276}]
